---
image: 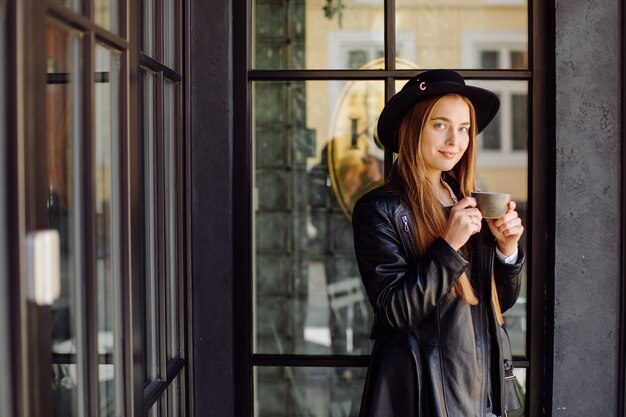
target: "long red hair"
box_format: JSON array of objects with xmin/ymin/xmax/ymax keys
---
[{"xmin": 391, "ymin": 94, "xmax": 504, "ymax": 323}]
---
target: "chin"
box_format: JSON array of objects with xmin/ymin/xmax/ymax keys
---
[{"xmin": 439, "ymin": 162, "xmax": 460, "ymax": 172}]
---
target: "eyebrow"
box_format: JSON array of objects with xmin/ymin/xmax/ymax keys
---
[{"xmin": 431, "ymin": 116, "xmax": 471, "ymax": 126}]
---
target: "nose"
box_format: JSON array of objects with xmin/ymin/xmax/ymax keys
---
[{"xmin": 446, "ymin": 131, "xmax": 461, "ymax": 147}]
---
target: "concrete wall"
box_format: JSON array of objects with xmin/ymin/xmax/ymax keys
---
[{"xmin": 553, "ymin": 0, "xmax": 622, "ymax": 415}]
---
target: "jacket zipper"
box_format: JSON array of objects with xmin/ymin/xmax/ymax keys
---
[
  {"xmin": 401, "ymin": 215, "xmax": 409, "ymax": 232},
  {"xmin": 399, "ymin": 214, "xmax": 418, "ymax": 259}
]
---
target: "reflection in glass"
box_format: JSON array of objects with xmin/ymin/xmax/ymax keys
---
[
  {"xmin": 327, "ymin": 61, "xmax": 389, "ymax": 219},
  {"xmin": 142, "ymin": 0, "xmax": 155, "ymax": 56},
  {"xmin": 512, "ymin": 94, "xmax": 528, "ymax": 150},
  {"xmin": 514, "ymin": 368, "xmax": 527, "ymax": 394},
  {"xmin": 164, "ymin": 80, "xmax": 180, "ymax": 358},
  {"xmin": 141, "ymin": 70, "xmax": 159, "ymax": 382},
  {"xmin": 511, "ymin": 51, "xmax": 527, "ymax": 69},
  {"xmin": 480, "ymin": 50, "xmax": 499, "ymax": 69},
  {"xmin": 512, "ymin": 367, "xmax": 527, "ymax": 409},
  {"xmin": 164, "ymin": 0, "xmax": 177, "ymax": 69},
  {"xmin": 396, "ymin": 2, "xmax": 527, "ymax": 69},
  {"xmin": 94, "ymin": 0, "xmax": 118, "ymax": 33},
  {"xmin": 148, "ymin": 400, "xmax": 161, "ymax": 417},
  {"xmin": 253, "ymin": 78, "xmax": 386, "ymax": 364},
  {"xmin": 252, "ymin": 0, "xmax": 384, "ymax": 69},
  {"xmin": 168, "ymin": 376, "xmax": 181, "ymax": 417},
  {"xmin": 481, "ymin": 102, "xmax": 502, "ymax": 150},
  {"xmin": 255, "ymin": 366, "xmax": 366, "ymax": 417},
  {"xmin": 47, "ymin": 21, "xmax": 81, "ymax": 417},
  {"xmin": 94, "ymin": 43, "xmax": 120, "ymax": 417}
]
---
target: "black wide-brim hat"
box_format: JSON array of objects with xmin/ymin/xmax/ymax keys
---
[{"xmin": 376, "ymin": 69, "xmax": 500, "ymax": 153}]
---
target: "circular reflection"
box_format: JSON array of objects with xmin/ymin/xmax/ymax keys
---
[
  {"xmin": 328, "ymin": 135, "xmax": 383, "ymax": 219},
  {"xmin": 328, "ymin": 57, "xmax": 418, "ymax": 221}
]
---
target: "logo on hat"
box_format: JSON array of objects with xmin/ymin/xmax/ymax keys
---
[{"xmin": 419, "ymin": 81, "xmax": 426, "ymax": 91}]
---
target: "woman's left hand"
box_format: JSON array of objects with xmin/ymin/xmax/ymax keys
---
[{"xmin": 486, "ymin": 201, "xmax": 524, "ymax": 257}]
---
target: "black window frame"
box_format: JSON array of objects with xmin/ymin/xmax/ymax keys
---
[{"xmin": 5, "ymin": 0, "xmax": 191, "ymax": 414}]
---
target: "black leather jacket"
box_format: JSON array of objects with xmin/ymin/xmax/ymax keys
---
[{"xmin": 352, "ymin": 179, "xmax": 524, "ymax": 417}]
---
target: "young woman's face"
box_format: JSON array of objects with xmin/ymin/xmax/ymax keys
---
[{"xmin": 419, "ymin": 95, "xmax": 471, "ymax": 180}]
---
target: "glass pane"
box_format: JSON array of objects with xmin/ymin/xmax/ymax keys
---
[
  {"xmin": 94, "ymin": 43, "xmax": 121, "ymax": 417},
  {"xmin": 469, "ymin": 80, "xmax": 529, "ymax": 356},
  {"xmin": 252, "ymin": 0, "xmax": 384, "ymax": 69},
  {"xmin": 141, "ymin": 70, "xmax": 159, "ymax": 381},
  {"xmin": 514, "ymin": 367, "xmax": 527, "ymax": 395},
  {"xmin": 47, "ymin": 21, "xmax": 81, "ymax": 417},
  {"xmin": 512, "ymin": 93, "xmax": 528, "ymax": 150},
  {"xmin": 164, "ymin": 0, "xmax": 177, "ymax": 69},
  {"xmin": 480, "ymin": 50, "xmax": 499, "ymax": 69},
  {"xmin": 511, "ymin": 367, "xmax": 527, "ymax": 410},
  {"xmin": 164, "ymin": 80, "xmax": 180, "ymax": 358},
  {"xmin": 94, "ymin": 0, "xmax": 118, "ymax": 33},
  {"xmin": 255, "ymin": 366, "xmax": 366, "ymax": 417},
  {"xmin": 481, "ymin": 109, "xmax": 501, "ymax": 150},
  {"xmin": 142, "ymin": 0, "xmax": 155, "ymax": 56},
  {"xmin": 253, "ymin": 80, "xmax": 385, "ymax": 354},
  {"xmin": 510, "ymin": 50, "xmax": 527, "ymax": 69},
  {"xmin": 396, "ymin": 2, "xmax": 528, "ymax": 69}
]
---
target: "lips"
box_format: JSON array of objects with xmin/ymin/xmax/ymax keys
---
[{"xmin": 439, "ymin": 151, "xmax": 457, "ymax": 159}]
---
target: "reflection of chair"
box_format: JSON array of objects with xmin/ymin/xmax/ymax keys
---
[
  {"xmin": 327, "ymin": 277, "xmax": 368, "ymax": 326},
  {"xmin": 326, "ymin": 277, "xmax": 368, "ymax": 353}
]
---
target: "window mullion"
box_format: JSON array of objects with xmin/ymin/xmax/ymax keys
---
[{"xmin": 384, "ymin": 0, "xmax": 395, "ymax": 71}]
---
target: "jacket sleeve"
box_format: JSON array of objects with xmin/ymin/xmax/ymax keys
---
[
  {"xmin": 493, "ymin": 246, "xmax": 525, "ymax": 313},
  {"xmin": 352, "ymin": 196, "xmax": 469, "ymax": 334}
]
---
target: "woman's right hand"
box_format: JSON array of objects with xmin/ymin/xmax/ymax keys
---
[{"xmin": 443, "ymin": 197, "xmax": 482, "ymax": 251}]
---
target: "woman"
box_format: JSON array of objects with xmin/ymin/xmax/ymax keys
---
[{"xmin": 352, "ymin": 69, "xmax": 525, "ymax": 417}]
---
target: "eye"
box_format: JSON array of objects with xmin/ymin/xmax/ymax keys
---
[
  {"xmin": 434, "ymin": 122, "xmax": 446, "ymax": 129},
  {"xmin": 459, "ymin": 126, "xmax": 470, "ymax": 134}
]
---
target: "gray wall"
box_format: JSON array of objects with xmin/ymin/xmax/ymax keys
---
[{"xmin": 553, "ymin": 0, "xmax": 622, "ymax": 415}]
